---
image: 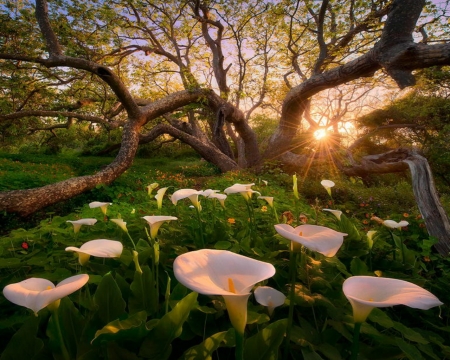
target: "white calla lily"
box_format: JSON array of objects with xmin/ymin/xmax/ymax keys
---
[
  {"xmin": 254, "ymin": 286, "xmax": 286, "ymax": 316},
  {"xmin": 155, "ymin": 187, "xmax": 169, "ymax": 210},
  {"xmin": 258, "ymin": 196, "xmax": 274, "ymax": 208},
  {"xmin": 110, "ymin": 218, "xmax": 128, "ymax": 232},
  {"xmin": 321, "ymin": 180, "xmax": 335, "ymax": 196},
  {"xmin": 274, "ymin": 224, "xmax": 347, "ymax": 257},
  {"xmin": 89, "ymin": 201, "xmax": 112, "ymax": 215},
  {"xmin": 343, "ymin": 276, "xmax": 443, "ymax": 323},
  {"xmin": 382, "ymin": 220, "xmax": 409, "ymax": 229},
  {"xmin": 323, "ymin": 209, "xmax": 342, "ymax": 220},
  {"xmin": 224, "ymin": 183, "xmax": 260, "ymax": 201},
  {"xmin": 367, "ymin": 230, "xmax": 377, "ymax": 249},
  {"xmin": 173, "ymin": 249, "xmax": 276, "ymax": 334},
  {"xmin": 171, "ymin": 189, "xmax": 203, "ymax": 210},
  {"xmin": 66, "ymin": 218, "xmax": 97, "ymax": 233},
  {"xmin": 65, "ymin": 239, "xmax": 123, "ymax": 265},
  {"xmin": 201, "ymin": 189, "xmax": 220, "ymax": 197},
  {"xmin": 147, "ymin": 182, "xmax": 159, "ymax": 195},
  {"xmin": 142, "ymin": 215, "xmax": 178, "ymax": 239},
  {"xmin": 208, "ymin": 193, "xmax": 227, "ymax": 208},
  {"xmin": 3, "ymin": 274, "xmax": 89, "ymax": 315}
]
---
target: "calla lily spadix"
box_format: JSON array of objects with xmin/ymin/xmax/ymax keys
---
[
  {"xmin": 321, "ymin": 180, "xmax": 335, "ymax": 197},
  {"xmin": 65, "ymin": 239, "xmax": 123, "ymax": 265},
  {"xmin": 142, "ymin": 215, "xmax": 178, "ymax": 239},
  {"xmin": 66, "ymin": 218, "xmax": 97, "ymax": 233},
  {"xmin": 171, "ymin": 189, "xmax": 203, "ymax": 210},
  {"xmin": 89, "ymin": 201, "xmax": 112, "ymax": 215},
  {"xmin": 323, "ymin": 208, "xmax": 342, "ymax": 220},
  {"xmin": 208, "ymin": 192, "xmax": 227, "ymax": 208},
  {"xmin": 275, "ymin": 224, "xmax": 347, "ymax": 257},
  {"xmin": 155, "ymin": 187, "xmax": 169, "ymax": 210},
  {"xmin": 224, "ymin": 183, "xmax": 261, "ymax": 201},
  {"xmin": 258, "ymin": 196, "xmax": 274, "ymax": 208},
  {"xmin": 343, "ymin": 276, "xmax": 443, "ymax": 323},
  {"xmin": 382, "ymin": 220, "xmax": 409, "ymax": 229},
  {"xmin": 254, "ymin": 286, "xmax": 286, "ymax": 316},
  {"xmin": 3, "ymin": 274, "xmax": 89, "ymax": 315},
  {"xmin": 173, "ymin": 249, "xmax": 276, "ymax": 335}
]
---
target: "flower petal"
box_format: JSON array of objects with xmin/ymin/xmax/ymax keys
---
[
  {"xmin": 254, "ymin": 286, "xmax": 286, "ymax": 308},
  {"xmin": 66, "ymin": 239, "xmax": 123, "ymax": 258},
  {"xmin": 322, "ymin": 209, "xmax": 342, "ymax": 220}
]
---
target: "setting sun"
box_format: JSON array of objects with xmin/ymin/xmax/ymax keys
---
[{"xmin": 313, "ymin": 129, "xmax": 328, "ymax": 140}]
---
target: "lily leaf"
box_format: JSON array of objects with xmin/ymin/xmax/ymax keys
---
[
  {"xmin": 129, "ymin": 265, "xmax": 157, "ymax": 315},
  {"xmin": 93, "ymin": 272, "xmax": 126, "ymax": 325},
  {"xmin": 243, "ymin": 319, "xmax": 288, "ymax": 360},
  {"xmin": 180, "ymin": 329, "xmax": 234, "ymax": 360}
]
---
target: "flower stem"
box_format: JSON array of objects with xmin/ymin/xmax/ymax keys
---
[
  {"xmin": 284, "ymin": 249, "xmax": 298, "ymax": 360},
  {"xmin": 235, "ymin": 330, "xmax": 245, "ymax": 360},
  {"xmin": 350, "ymin": 322, "xmax": 362, "ymax": 360},
  {"xmin": 52, "ymin": 308, "xmax": 71, "ymax": 360},
  {"xmin": 196, "ymin": 207, "xmax": 205, "ymax": 248},
  {"xmin": 126, "ymin": 231, "xmax": 136, "ymax": 250}
]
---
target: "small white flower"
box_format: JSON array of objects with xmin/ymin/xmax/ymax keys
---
[
  {"xmin": 66, "ymin": 239, "xmax": 123, "ymax": 265},
  {"xmin": 383, "ymin": 220, "xmax": 409, "ymax": 229},
  {"xmin": 66, "ymin": 218, "xmax": 97, "ymax": 233},
  {"xmin": 89, "ymin": 201, "xmax": 112, "ymax": 215},
  {"xmin": 323, "ymin": 209, "xmax": 342, "ymax": 220},
  {"xmin": 254, "ymin": 286, "xmax": 286, "ymax": 316}
]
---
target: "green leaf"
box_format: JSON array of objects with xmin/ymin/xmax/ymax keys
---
[
  {"xmin": 395, "ymin": 338, "xmax": 424, "ymax": 360},
  {"xmin": 243, "ymin": 319, "xmax": 288, "ymax": 360},
  {"xmin": 350, "ymin": 257, "xmax": 369, "ymax": 275},
  {"xmin": 368, "ymin": 308, "xmax": 394, "ymax": 328},
  {"xmin": 0, "ymin": 316, "xmax": 43, "ymax": 360},
  {"xmin": 93, "ymin": 273, "xmax": 126, "ymax": 324},
  {"xmin": 247, "ymin": 310, "xmax": 270, "ymax": 325},
  {"xmin": 393, "ymin": 322, "xmax": 429, "ymax": 344},
  {"xmin": 129, "ymin": 265, "xmax": 157, "ymax": 315},
  {"xmin": 180, "ymin": 329, "xmax": 234, "ymax": 360},
  {"xmin": 301, "ymin": 347, "xmax": 325, "ymax": 360},
  {"xmin": 91, "ymin": 311, "xmax": 148, "ymax": 346},
  {"xmin": 214, "ymin": 241, "xmax": 232, "ymax": 250},
  {"xmin": 139, "ymin": 292, "xmax": 198, "ymax": 359}
]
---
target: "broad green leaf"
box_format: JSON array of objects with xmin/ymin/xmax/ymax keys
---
[
  {"xmin": 393, "ymin": 322, "xmax": 429, "ymax": 344},
  {"xmin": 92, "ymin": 310, "xmax": 148, "ymax": 346},
  {"xmin": 396, "ymin": 338, "xmax": 424, "ymax": 360},
  {"xmin": 243, "ymin": 319, "xmax": 288, "ymax": 360},
  {"xmin": 214, "ymin": 240, "xmax": 232, "ymax": 250},
  {"xmin": 0, "ymin": 316, "xmax": 43, "ymax": 360},
  {"xmin": 180, "ymin": 329, "xmax": 234, "ymax": 360},
  {"xmin": 129, "ymin": 265, "xmax": 157, "ymax": 315},
  {"xmin": 106, "ymin": 342, "xmax": 141, "ymax": 360},
  {"xmin": 93, "ymin": 273, "xmax": 126, "ymax": 324},
  {"xmin": 247, "ymin": 310, "xmax": 270, "ymax": 325},
  {"xmin": 368, "ymin": 308, "xmax": 394, "ymax": 328},
  {"xmin": 139, "ymin": 292, "xmax": 198, "ymax": 359},
  {"xmin": 301, "ymin": 347, "xmax": 325, "ymax": 360},
  {"xmin": 0, "ymin": 257, "xmax": 21, "ymax": 268},
  {"xmin": 350, "ymin": 257, "xmax": 369, "ymax": 275},
  {"xmin": 417, "ymin": 343, "xmax": 441, "ymax": 360}
]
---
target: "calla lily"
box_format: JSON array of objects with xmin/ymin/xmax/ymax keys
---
[
  {"xmin": 201, "ymin": 189, "xmax": 220, "ymax": 197},
  {"xmin": 155, "ymin": 187, "xmax": 169, "ymax": 210},
  {"xmin": 367, "ymin": 230, "xmax": 377, "ymax": 249},
  {"xmin": 274, "ymin": 224, "xmax": 347, "ymax": 257},
  {"xmin": 142, "ymin": 215, "xmax": 178, "ymax": 239},
  {"xmin": 321, "ymin": 180, "xmax": 335, "ymax": 197},
  {"xmin": 343, "ymin": 276, "xmax": 443, "ymax": 323},
  {"xmin": 224, "ymin": 183, "xmax": 261, "ymax": 201},
  {"xmin": 322, "ymin": 208, "xmax": 342, "ymax": 220},
  {"xmin": 66, "ymin": 218, "xmax": 97, "ymax": 233},
  {"xmin": 258, "ymin": 196, "xmax": 274, "ymax": 208},
  {"xmin": 262, "ymin": 180, "xmax": 268, "ymax": 186},
  {"xmin": 208, "ymin": 193, "xmax": 227, "ymax": 208},
  {"xmin": 111, "ymin": 218, "xmax": 128, "ymax": 232},
  {"xmin": 254, "ymin": 286, "xmax": 286, "ymax": 316},
  {"xmin": 173, "ymin": 249, "xmax": 276, "ymax": 334},
  {"xmin": 171, "ymin": 189, "xmax": 203, "ymax": 210},
  {"xmin": 89, "ymin": 201, "xmax": 112, "ymax": 215},
  {"xmin": 293, "ymin": 174, "xmax": 299, "ymax": 199},
  {"xmin": 3, "ymin": 274, "xmax": 89, "ymax": 315},
  {"xmin": 147, "ymin": 182, "xmax": 159, "ymax": 195},
  {"xmin": 65, "ymin": 239, "xmax": 123, "ymax": 265},
  {"xmin": 383, "ymin": 220, "xmax": 409, "ymax": 229}
]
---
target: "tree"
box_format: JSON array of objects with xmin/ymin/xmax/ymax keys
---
[{"xmin": 1, "ymin": 0, "xmax": 450, "ymax": 227}]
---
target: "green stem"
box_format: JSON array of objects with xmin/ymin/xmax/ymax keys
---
[
  {"xmin": 52, "ymin": 308, "xmax": 71, "ymax": 360},
  {"xmin": 196, "ymin": 207, "xmax": 205, "ymax": 248},
  {"xmin": 389, "ymin": 231, "xmax": 396, "ymax": 261},
  {"xmin": 284, "ymin": 250, "xmax": 298, "ymax": 360},
  {"xmin": 350, "ymin": 322, "xmax": 362, "ymax": 360},
  {"xmin": 126, "ymin": 231, "xmax": 136, "ymax": 250},
  {"xmin": 235, "ymin": 330, "xmax": 245, "ymax": 360}
]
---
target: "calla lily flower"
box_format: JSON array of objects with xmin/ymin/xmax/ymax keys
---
[
  {"xmin": 262, "ymin": 180, "xmax": 268, "ymax": 186},
  {"xmin": 367, "ymin": 230, "xmax": 377, "ymax": 249},
  {"xmin": 293, "ymin": 174, "xmax": 299, "ymax": 199},
  {"xmin": 323, "ymin": 208, "xmax": 342, "ymax": 220},
  {"xmin": 254, "ymin": 286, "xmax": 286, "ymax": 316},
  {"xmin": 89, "ymin": 201, "xmax": 112, "ymax": 215},
  {"xmin": 142, "ymin": 215, "xmax": 178, "ymax": 239},
  {"xmin": 321, "ymin": 180, "xmax": 335, "ymax": 197},
  {"xmin": 343, "ymin": 276, "xmax": 443, "ymax": 323},
  {"xmin": 111, "ymin": 218, "xmax": 128, "ymax": 232},
  {"xmin": 171, "ymin": 189, "xmax": 203, "ymax": 210},
  {"xmin": 258, "ymin": 196, "xmax": 274, "ymax": 208},
  {"xmin": 65, "ymin": 239, "xmax": 123, "ymax": 265},
  {"xmin": 155, "ymin": 187, "xmax": 169, "ymax": 210},
  {"xmin": 66, "ymin": 218, "xmax": 97, "ymax": 233},
  {"xmin": 173, "ymin": 249, "xmax": 276, "ymax": 335},
  {"xmin": 224, "ymin": 183, "xmax": 261, "ymax": 201},
  {"xmin": 201, "ymin": 189, "xmax": 220, "ymax": 197},
  {"xmin": 147, "ymin": 182, "xmax": 159, "ymax": 195},
  {"xmin": 274, "ymin": 224, "xmax": 347, "ymax": 257},
  {"xmin": 3, "ymin": 274, "xmax": 89, "ymax": 315},
  {"xmin": 208, "ymin": 193, "xmax": 227, "ymax": 208},
  {"xmin": 383, "ymin": 220, "xmax": 409, "ymax": 229}
]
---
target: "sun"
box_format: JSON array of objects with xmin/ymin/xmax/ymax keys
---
[{"xmin": 313, "ymin": 129, "xmax": 328, "ymax": 140}]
